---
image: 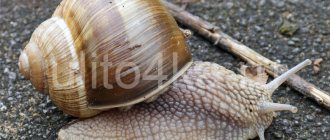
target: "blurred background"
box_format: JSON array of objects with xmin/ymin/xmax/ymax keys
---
[{"xmin": 0, "ymin": 0, "xmax": 329, "ymax": 139}]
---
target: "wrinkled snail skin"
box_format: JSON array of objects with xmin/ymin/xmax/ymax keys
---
[
  {"xmin": 18, "ymin": 0, "xmax": 192, "ymax": 118},
  {"xmin": 58, "ymin": 62, "xmax": 267, "ymax": 139},
  {"xmin": 58, "ymin": 62, "xmax": 299, "ymax": 140},
  {"xmin": 17, "ymin": 0, "xmax": 310, "ymax": 140}
]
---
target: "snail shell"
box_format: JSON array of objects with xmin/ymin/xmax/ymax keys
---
[{"xmin": 18, "ymin": 0, "xmax": 192, "ymax": 118}]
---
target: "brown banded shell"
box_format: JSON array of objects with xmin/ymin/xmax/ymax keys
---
[{"xmin": 18, "ymin": 0, "xmax": 192, "ymax": 118}]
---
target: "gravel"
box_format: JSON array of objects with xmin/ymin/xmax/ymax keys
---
[{"xmin": 0, "ymin": 0, "xmax": 329, "ymax": 139}]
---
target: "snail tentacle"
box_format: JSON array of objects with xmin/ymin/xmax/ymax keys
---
[
  {"xmin": 266, "ymin": 59, "xmax": 312, "ymax": 94},
  {"xmin": 259, "ymin": 101, "xmax": 298, "ymax": 113},
  {"xmin": 256, "ymin": 127, "xmax": 265, "ymax": 140}
]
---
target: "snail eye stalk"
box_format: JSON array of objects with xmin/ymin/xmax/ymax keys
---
[{"xmin": 266, "ymin": 59, "xmax": 312, "ymax": 94}]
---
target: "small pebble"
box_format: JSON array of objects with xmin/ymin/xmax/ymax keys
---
[
  {"xmin": 271, "ymin": 0, "xmax": 285, "ymax": 7},
  {"xmin": 294, "ymin": 120, "xmax": 300, "ymax": 126},
  {"xmin": 0, "ymin": 133, "xmax": 8, "ymax": 139},
  {"xmin": 7, "ymin": 97, "xmax": 13, "ymax": 101},
  {"xmin": 254, "ymin": 25, "xmax": 262, "ymax": 32},
  {"xmin": 306, "ymin": 115, "xmax": 315, "ymax": 121},
  {"xmin": 224, "ymin": 2, "xmax": 234, "ymax": 9},
  {"xmin": 292, "ymin": 48, "xmax": 300, "ymax": 53},
  {"xmin": 292, "ymin": 37, "xmax": 300, "ymax": 42},
  {"xmin": 0, "ymin": 102, "xmax": 7, "ymax": 112},
  {"xmin": 281, "ymin": 119, "xmax": 290, "ymax": 126},
  {"xmin": 4, "ymin": 68, "xmax": 17, "ymax": 81},
  {"xmin": 288, "ymin": 40, "xmax": 295, "ymax": 46},
  {"xmin": 285, "ymin": 127, "xmax": 293, "ymax": 134},
  {"xmin": 272, "ymin": 131, "xmax": 282, "ymax": 138}
]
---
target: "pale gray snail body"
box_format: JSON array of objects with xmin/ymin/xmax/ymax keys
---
[{"xmin": 18, "ymin": 0, "xmax": 311, "ymax": 139}]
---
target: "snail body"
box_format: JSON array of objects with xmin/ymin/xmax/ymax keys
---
[
  {"xmin": 18, "ymin": 0, "xmax": 312, "ymax": 140},
  {"xmin": 58, "ymin": 61, "xmax": 311, "ymax": 140},
  {"xmin": 60, "ymin": 62, "xmax": 273, "ymax": 140}
]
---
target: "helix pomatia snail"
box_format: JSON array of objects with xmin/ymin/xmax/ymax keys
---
[{"xmin": 18, "ymin": 0, "xmax": 312, "ymax": 139}]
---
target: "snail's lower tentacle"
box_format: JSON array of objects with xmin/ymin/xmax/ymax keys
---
[{"xmin": 259, "ymin": 101, "xmax": 298, "ymax": 114}]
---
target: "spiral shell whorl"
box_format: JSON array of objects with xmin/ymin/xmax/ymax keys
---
[
  {"xmin": 18, "ymin": 51, "xmax": 30, "ymax": 79},
  {"xmin": 19, "ymin": 0, "xmax": 192, "ymax": 118},
  {"xmin": 19, "ymin": 40, "xmax": 47, "ymax": 93},
  {"xmin": 19, "ymin": 17, "xmax": 101, "ymax": 117},
  {"xmin": 52, "ymin": 0, "xmax": 192, "ymax": 109}
]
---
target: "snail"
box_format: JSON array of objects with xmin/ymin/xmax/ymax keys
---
[{"xmin": 18, "ymin": 0, "xmax": 312, "ymax": 140}]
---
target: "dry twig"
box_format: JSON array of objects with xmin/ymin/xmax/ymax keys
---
[{"xmin": 162, "ymin": 0, "xmax": 330, "ymax": 110}]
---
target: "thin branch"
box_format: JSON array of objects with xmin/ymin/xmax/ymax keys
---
[{"xmin": 162, "ymin": 0, "xmax": 330, "ymax": 110}]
